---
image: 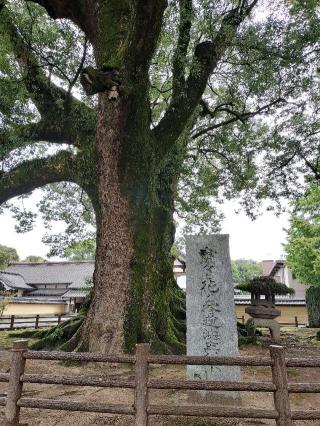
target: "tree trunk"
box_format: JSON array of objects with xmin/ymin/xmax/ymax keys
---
[
  {"xmin": 79, "ymin": 85, "xmax": 185, "ymax": 353},
  {"xmin": 76, "ymin": 1, "xmax": 187, "ymax": 354}
]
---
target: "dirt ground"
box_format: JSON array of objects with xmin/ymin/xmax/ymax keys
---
[{"xmin": 0, "ymin": 328, "xmax": 320, "ymax": 426}]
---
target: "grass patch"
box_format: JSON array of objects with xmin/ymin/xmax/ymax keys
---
[
  {"xmin": 0, "ymin": 328, "xmax": 51, "ymax": 350},
  {"xmin": 0, "ymin": 330, "xmax": 19, "ymax": 350},
  {"xmin": 287, "ymin": 367, "xmax": 300, "ymax": 378}
]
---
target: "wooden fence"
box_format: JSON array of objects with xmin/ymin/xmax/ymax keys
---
[
  {"xmin": 1, "ymin": 340, "xmax": 320, "ymax": 425},
  {"xmin": 237, "ymin": 315, "xmax": 307, "ymax": 327},
  {"xmin": 0, "ymin": 314, "xmax": 72, "ymax": 330}
]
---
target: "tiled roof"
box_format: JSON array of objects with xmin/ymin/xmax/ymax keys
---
[
  {"xmin": 62, "ymin": 289, "xmax": 87, "ymax": 299},
  {"xmin": 5, "ymin": 261, "xmax": 94, "ymax": 289},
  {"xmin": 28, "ymin": 288, "xmax": 68, "ymax": 297},
  {"xmin": 0, "ymin": 272, "xmax": 33, "ymax": 290}
]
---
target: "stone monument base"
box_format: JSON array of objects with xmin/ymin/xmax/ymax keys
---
[
  {"xmin": 187, "ymin": 365, "xmax": 241, "ymax": 400},
  {"xmin": 247, "ymin": 317, "xmax": 280, "ymax": 340}
]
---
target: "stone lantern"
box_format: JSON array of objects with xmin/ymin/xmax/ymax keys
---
[{"xmin": 236, "ymin": 276, "xmax": 295, "ymax": 341}]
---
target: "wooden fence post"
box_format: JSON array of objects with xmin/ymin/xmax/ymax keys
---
[
  {"xmin": 4, "ymin": 340, "xmax": 28, "ymax": 426},
  {"xmin": 135, "ymin": 343, "xmax": 150, "ymax": 426},
  {"xmin": 270, "ymin": 345, "xmax": 292, "ymax": 426},
  {"xmin": 242, "ymin": 315, "xmax": 245, "ymax": 324},
  {"xmin": 294, "ymin": 316, "xmax": 298, "ymax": 328},
  {"xmin": 10, "ymin": 315, "xmax": 14, "ymax": 330},
  {"xmin": 35, "ymin": 315, "xmax": 39, "ymax": 329},
  {"xmin": 58, "ymin": 315, "xmax": 61, "ymax": 324}
]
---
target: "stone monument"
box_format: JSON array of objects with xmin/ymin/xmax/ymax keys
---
[{"xmin": 186, "ymin": 235, "xmax": 240, "ymax": 397}]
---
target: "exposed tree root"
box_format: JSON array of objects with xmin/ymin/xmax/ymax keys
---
[
  {"xmin": 10, "ymin": 315, "xmax": 85, "ymax": 350},
  {"xmin": 10, "ymin": 290, "xmax": 257, "ymax": 352}
]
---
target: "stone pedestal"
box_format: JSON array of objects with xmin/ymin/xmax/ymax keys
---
[
  {"xmin": 186, "ymin": 235, "xmax": 240, "ymax": 398},
  {"xmin": 247, "ymin": 317, "xmax": 280, "ymax": 341}
]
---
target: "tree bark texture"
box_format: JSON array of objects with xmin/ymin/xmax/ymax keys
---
[
  {"xmin": 82, "ymin": 85, "xmax": 185, "ymax": 352},
  {"xmin": 77, "ymin": 0, "xmax": 184, "ymax": 352}
]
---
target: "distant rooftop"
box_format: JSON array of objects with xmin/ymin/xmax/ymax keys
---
[
  {"xmin": 0, "ymin": 271, "xmax": 33, "ymax": 290},
  {"xmin": 4, "ymin": 261, "xmax": 94, "ymax": 290}
]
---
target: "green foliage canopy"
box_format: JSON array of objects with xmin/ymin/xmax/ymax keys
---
[{"xmin": 286, "ymin": 183, "xmax": 320, "ymax": 286}]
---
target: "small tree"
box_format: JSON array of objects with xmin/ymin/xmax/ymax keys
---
[
  {"xmin": 0, "ymin": 245, "xmax": 19, "ymax": 269},
  {"xmin": 236, "ymin": 276, "xmax": 295, "ymax": 297},
  {"xmin": 0, "ymin": 296, "xmax": 11, "ymax": 317},
  {"xmin": 0, "ymin": 284, "xmax": 13, "ymax": 316},
  {"xmin": 286, "ymin": 183, "xmax": 320, "ymax": 326}
]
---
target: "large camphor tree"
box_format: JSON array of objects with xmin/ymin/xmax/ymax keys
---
[{"xmin": 1, "ymin": 0, "xmax": 319, "ymax": 352}]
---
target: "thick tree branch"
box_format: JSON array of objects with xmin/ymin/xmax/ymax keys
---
[
  {"xmin": 25, "ymin": 0, "xmax": 98, "ymax": 43},
  {"xmin": 0, "ymin": 6, "xmax": 96, "ymax": 149},
  {"xmin": 0, "ymin": 121, "xmax": 73, "ymax": 160},
  {"xmin": 154, "ymin": 0, "xmax": 258, "ymax": 158},
  {"xmin": 299, "ymin": 151, "xmax": 320, "ymax": 181},
  {"xmin": 0, "ymin": 151, "xmax": 77, "ymax": 204},
  {"xmin": 1, "ymin": 6, "xmax": 68, "ymax": 117},
  {"xmin": 192, "ymin": 97, "xmax": 285, "ymax": 139},
  {"xmin": 130, "ymin": 0, "xmax": 168, "ymax": 68},
  {"xmin": 171, "ymin": 0, "xmax": 193, "ymax": 100}
]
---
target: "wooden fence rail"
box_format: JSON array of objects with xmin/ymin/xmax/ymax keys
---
[
  {"xmin": 237, "ymin": 315, "xmax": 307, "ymax": 327},
  {"xmin": 2, "ymin": 340, "xmax": 320, "ymax": 425},
  {"xmin": 0, "ymin": 314, "xmax": 72, "ymax": 330}
]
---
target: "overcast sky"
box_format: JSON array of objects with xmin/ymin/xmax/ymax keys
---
[
  {"xmin": 220, "ymin": 200, "xmax": 289, "ymax": 261},
  {"xmin": 0, "ymin": 194, "xmax": 289, "ymax": 262}
]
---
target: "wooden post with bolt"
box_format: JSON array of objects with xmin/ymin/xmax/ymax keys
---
[
  {"xmin": 4, "ymin": 340, "xmax": 28, "ymax": 426},
  {"xmin": 134, "ymin": 343, "xmax": 150, "ymax": 426},
  {"xmin": 270, "ymin": 345, "xmax": 292, "ymax": 426}
]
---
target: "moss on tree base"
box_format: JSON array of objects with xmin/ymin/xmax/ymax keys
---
[{"xmin": 10, "ymin": 315, "xmax": 85, "ymax": 351}]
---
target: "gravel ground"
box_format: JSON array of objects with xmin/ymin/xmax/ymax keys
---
[{"xmin": 0, "ymin": 327, "xmax": 319, "ymax": 425}]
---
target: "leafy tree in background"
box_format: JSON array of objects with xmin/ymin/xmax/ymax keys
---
[
  {"xmin": 65, "ymin": 239, "xmax": 96, "ymax": 261},
  {"xmin": 286, "ymin": 182, "xmax": 320, "ymax": 326},
  {"xmin": 0, "ymin": 244, "xmax": 19, "ymax": 269},
  {"xmin": 231, "ymin": 259, "xmax": 262, "ymax": 285},
  {"xmin": 286, "ymin": 183, "xmax": 320, "ymax": 287},
  {"xmin": 22, "ymin": 255, "xmax": 46, "ymax": 263},
  {"xmin": 0, "ymin": 1, "xmax": 320, "ymax": 353}
]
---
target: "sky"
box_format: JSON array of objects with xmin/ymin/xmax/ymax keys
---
[
  {"xmin": 0, "ymin": 195, "xmax": 290, "ymax": 262},
  {"xmin": 220, "ymin": 200, "xmax": 289, "ymax": 261}
]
